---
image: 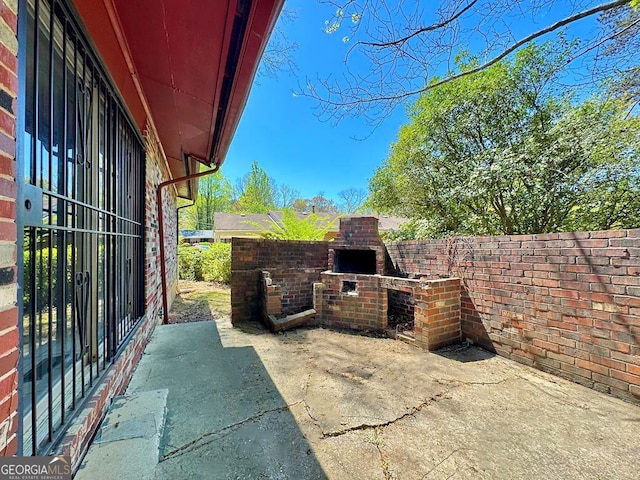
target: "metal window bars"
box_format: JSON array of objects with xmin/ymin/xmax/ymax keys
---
[{"xmin": 19, "ymin": 0, "xmax": 145, "ymax": 455}]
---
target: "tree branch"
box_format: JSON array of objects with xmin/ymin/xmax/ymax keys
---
[
  {"xmin": 358, "ymin": 0, "xmax": 478, "ymax": 49},
  {"xmin": 303, "ymin": 0, "xmax": 635, "ymax": 124}
]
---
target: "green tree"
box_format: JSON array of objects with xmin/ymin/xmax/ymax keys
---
[
  {"xmin": 599, "ymin": 4, "xmax": 640, "ymax": 103},
  {"xmin": 235, "ymin": 160, "xmax": 277, "ymax": 213},
  {"xmin": 259, "ymin": 209, "xmax": 335, "ymax": 240},
  {"xmin": 369, "ymin": 43, "xmax": 640, "ymax": 237},
  {"xmin": 181, "ymin": 170, "xmax": 232, "ymax": 230}
]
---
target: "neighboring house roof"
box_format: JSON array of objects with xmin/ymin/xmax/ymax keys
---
[
  {"xmin": 377, "ymin": 215, "xmax": 409, "ymax": 231},
  {"xmin": 180, "ymin": 230, "xmax": 214, "ymax": 239},
  {"xmin": 213, "ymin": 213, "xmax": 275, "ymax": 232},
  {"xmin": 212, "ymin": 211, "xmax": 409, "ymax": 237}
]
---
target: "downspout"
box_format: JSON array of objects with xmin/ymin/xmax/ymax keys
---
[
  {"xmin": 176, "ymin": 201, "xmax": 195, "ymax": 242},
  {"xmin": 157, "ymin": 156, "xmax": 220, "ymax": 323}
]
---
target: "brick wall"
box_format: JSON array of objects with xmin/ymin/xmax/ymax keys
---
[
  {"xmin": 386, "ymin": 230, "xmax": 640, "ymax": 403},
  {"xmin": 144, "ymin": 130, "xmax": 178, "ymax": 318},
  {"xmin": 0, "ymin": 0, "xmax": 18, "ymax": 456},
  {"xmin": 319, "ymin": 272, "xmax": 386, "ymax": 331},
  {"xmin": 231, "ymin": 238, "xmax": 328, "ymax": 324}
]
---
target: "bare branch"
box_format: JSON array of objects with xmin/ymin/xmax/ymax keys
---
[
  {"xmin": 359, "ymin": 0, "xmax": 479, "ymax": 48},
  {"xmin": 302, "ymin": 0, "xmax": 637, "ymax": 124}
]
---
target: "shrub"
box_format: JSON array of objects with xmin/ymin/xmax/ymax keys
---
[{"xmin": 178, "ymin": 242, "xmax": 231, "ymax": 284}]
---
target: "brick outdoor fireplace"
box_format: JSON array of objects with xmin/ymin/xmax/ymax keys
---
[
  {"xmin": 252, "ymin": 217, "xmax": 462, "ymax": 350},
  {"xmin": 328, "ymin": 217, "xmax": 387, "ymax": 274},
  {"xmin": 313, "ymin": 217, "xmax": 462, "ymax": 350}
]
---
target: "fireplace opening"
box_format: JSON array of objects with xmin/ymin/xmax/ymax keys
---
[
  {"xmin": 341, "ymin": 280, "xmax": 357, "ymax": 295},
  {"xmin": 334, "ymin": 249, "xmax": 376, "ymax": 274},
  {"xmin": 387, "ymin": 289, "xmax": 415, "ymax": 339}
]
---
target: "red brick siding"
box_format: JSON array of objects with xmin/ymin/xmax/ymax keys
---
[
  {"xmin": 386, "ymin": 230, "xmax": 640, "ymax": 403},
  {"xmin": 231, "ymin": 238, "xmax": 328, "ymax": 323},
  {"xmin": 144, "ymin": 132, "xmax": 177, "ymax": 320},
  {"xmin": 0, "ymin": 0, "xmax": 18, "ymax": 456}
]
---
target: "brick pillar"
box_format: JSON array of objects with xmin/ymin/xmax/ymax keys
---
[
  {"xmin": 0, "ymin": 0, "xmax": 19, "ymax": 456},
  {"xmin": 262, "ymin": 271, "xmax": 282, "ymax": 317},
  {"xmin": 313, "ymin": 282, "xmax": 324, "ymax": 320},
  {"xmin": 414, "ymin": 278, "xmax": 461, "ymax": 351}
]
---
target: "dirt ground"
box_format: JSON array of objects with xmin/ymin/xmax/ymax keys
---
[
  {"xmin": 167, "ymin": 280, "xmax": 231, "ymax": 323},
  {"xmin": 152, "ymin": 281, "xmax": 640, "ymax": 479}
]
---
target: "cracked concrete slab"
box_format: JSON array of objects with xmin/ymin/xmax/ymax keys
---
[{"xmin": 80, "ymin": 312, "xmax": 640, "ymax": 480}]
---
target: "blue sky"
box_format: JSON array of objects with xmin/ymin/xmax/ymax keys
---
[
  {"xmin": 222, "ymin": 0, "xmax": 606, "ymax": 203},
  {"xmin": 222, "ymin": 0, "xmax": 408, "ymax": 202}
]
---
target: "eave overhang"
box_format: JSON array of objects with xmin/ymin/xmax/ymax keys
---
[{"xmin": 72, "ymin": 0, "xmax": 283, "ymax": 199}]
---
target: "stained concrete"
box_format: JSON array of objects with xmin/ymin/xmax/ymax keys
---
[
  {"xmin": 78, "ymin": 316, "xmax": 640, "ymax": 480},
  {"xmin": 75, "ymin": 389, "xmax": 168, "ymax": 480}
]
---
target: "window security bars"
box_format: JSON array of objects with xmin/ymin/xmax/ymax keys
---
[{"xmin": 20, "ymin": 0, "xmax": 145, "ymax": 455}]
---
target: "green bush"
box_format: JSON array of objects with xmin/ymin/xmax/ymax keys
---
[
  {"xmin": 201, "ymin": 243, "xmax": 231, "ymax": 283},
  {"xmin": 178, "ymin": 242, "xmax": 231, "ymax": 284},
  {"xmin": 178, "ymin": 244, "xmax": 202, "ymax": 281}
]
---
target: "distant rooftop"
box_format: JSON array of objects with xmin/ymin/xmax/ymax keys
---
[
  {"xmin": 180, "ymin": 230, "xmax": 214, "ymax": 239},
  {"xmin": 211, "ymin": 212, "xmax": 408, "ymax": 233}
]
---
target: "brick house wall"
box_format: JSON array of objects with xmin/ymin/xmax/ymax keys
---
[
  {"xmin": 386, "ymin": 230, "xmax": 640, "ymax": 403},
  {"xmin": 144, "ymin": 132, "xmax": 178, "ymax": 318},
  {"xmin": 0, "ymin": 0, "xmax": 18, "ymax": 456},
  {"xmin": 231, "ymin": 238, "xmax": 328, "ymax": 323}
]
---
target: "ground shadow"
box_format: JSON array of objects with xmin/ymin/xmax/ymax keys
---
[
  {"xmin": 432, "ymin": 341, "xmax": 496, "ymax": 363},
  {"xmin": 127, "ymin": 295, "xmax": 328, "ymax": 480}
]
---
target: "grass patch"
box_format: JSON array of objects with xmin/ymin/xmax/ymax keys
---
[{"xmin": 169, "ymin": 281, "xmax": 231, "ymax": 322}]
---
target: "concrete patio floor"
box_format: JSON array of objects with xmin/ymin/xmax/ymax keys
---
[{"xmin": 78, "ymin": 309, "xmax": 640, "ymax": 479}]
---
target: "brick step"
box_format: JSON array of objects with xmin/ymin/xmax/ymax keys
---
[
  {"xmin": 75, "ymin": 389, "xmax": 168, "ymax": 480},
  {"xmin": 268, "ymin": 309, "xmax": 316, "ymax": 332}
]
